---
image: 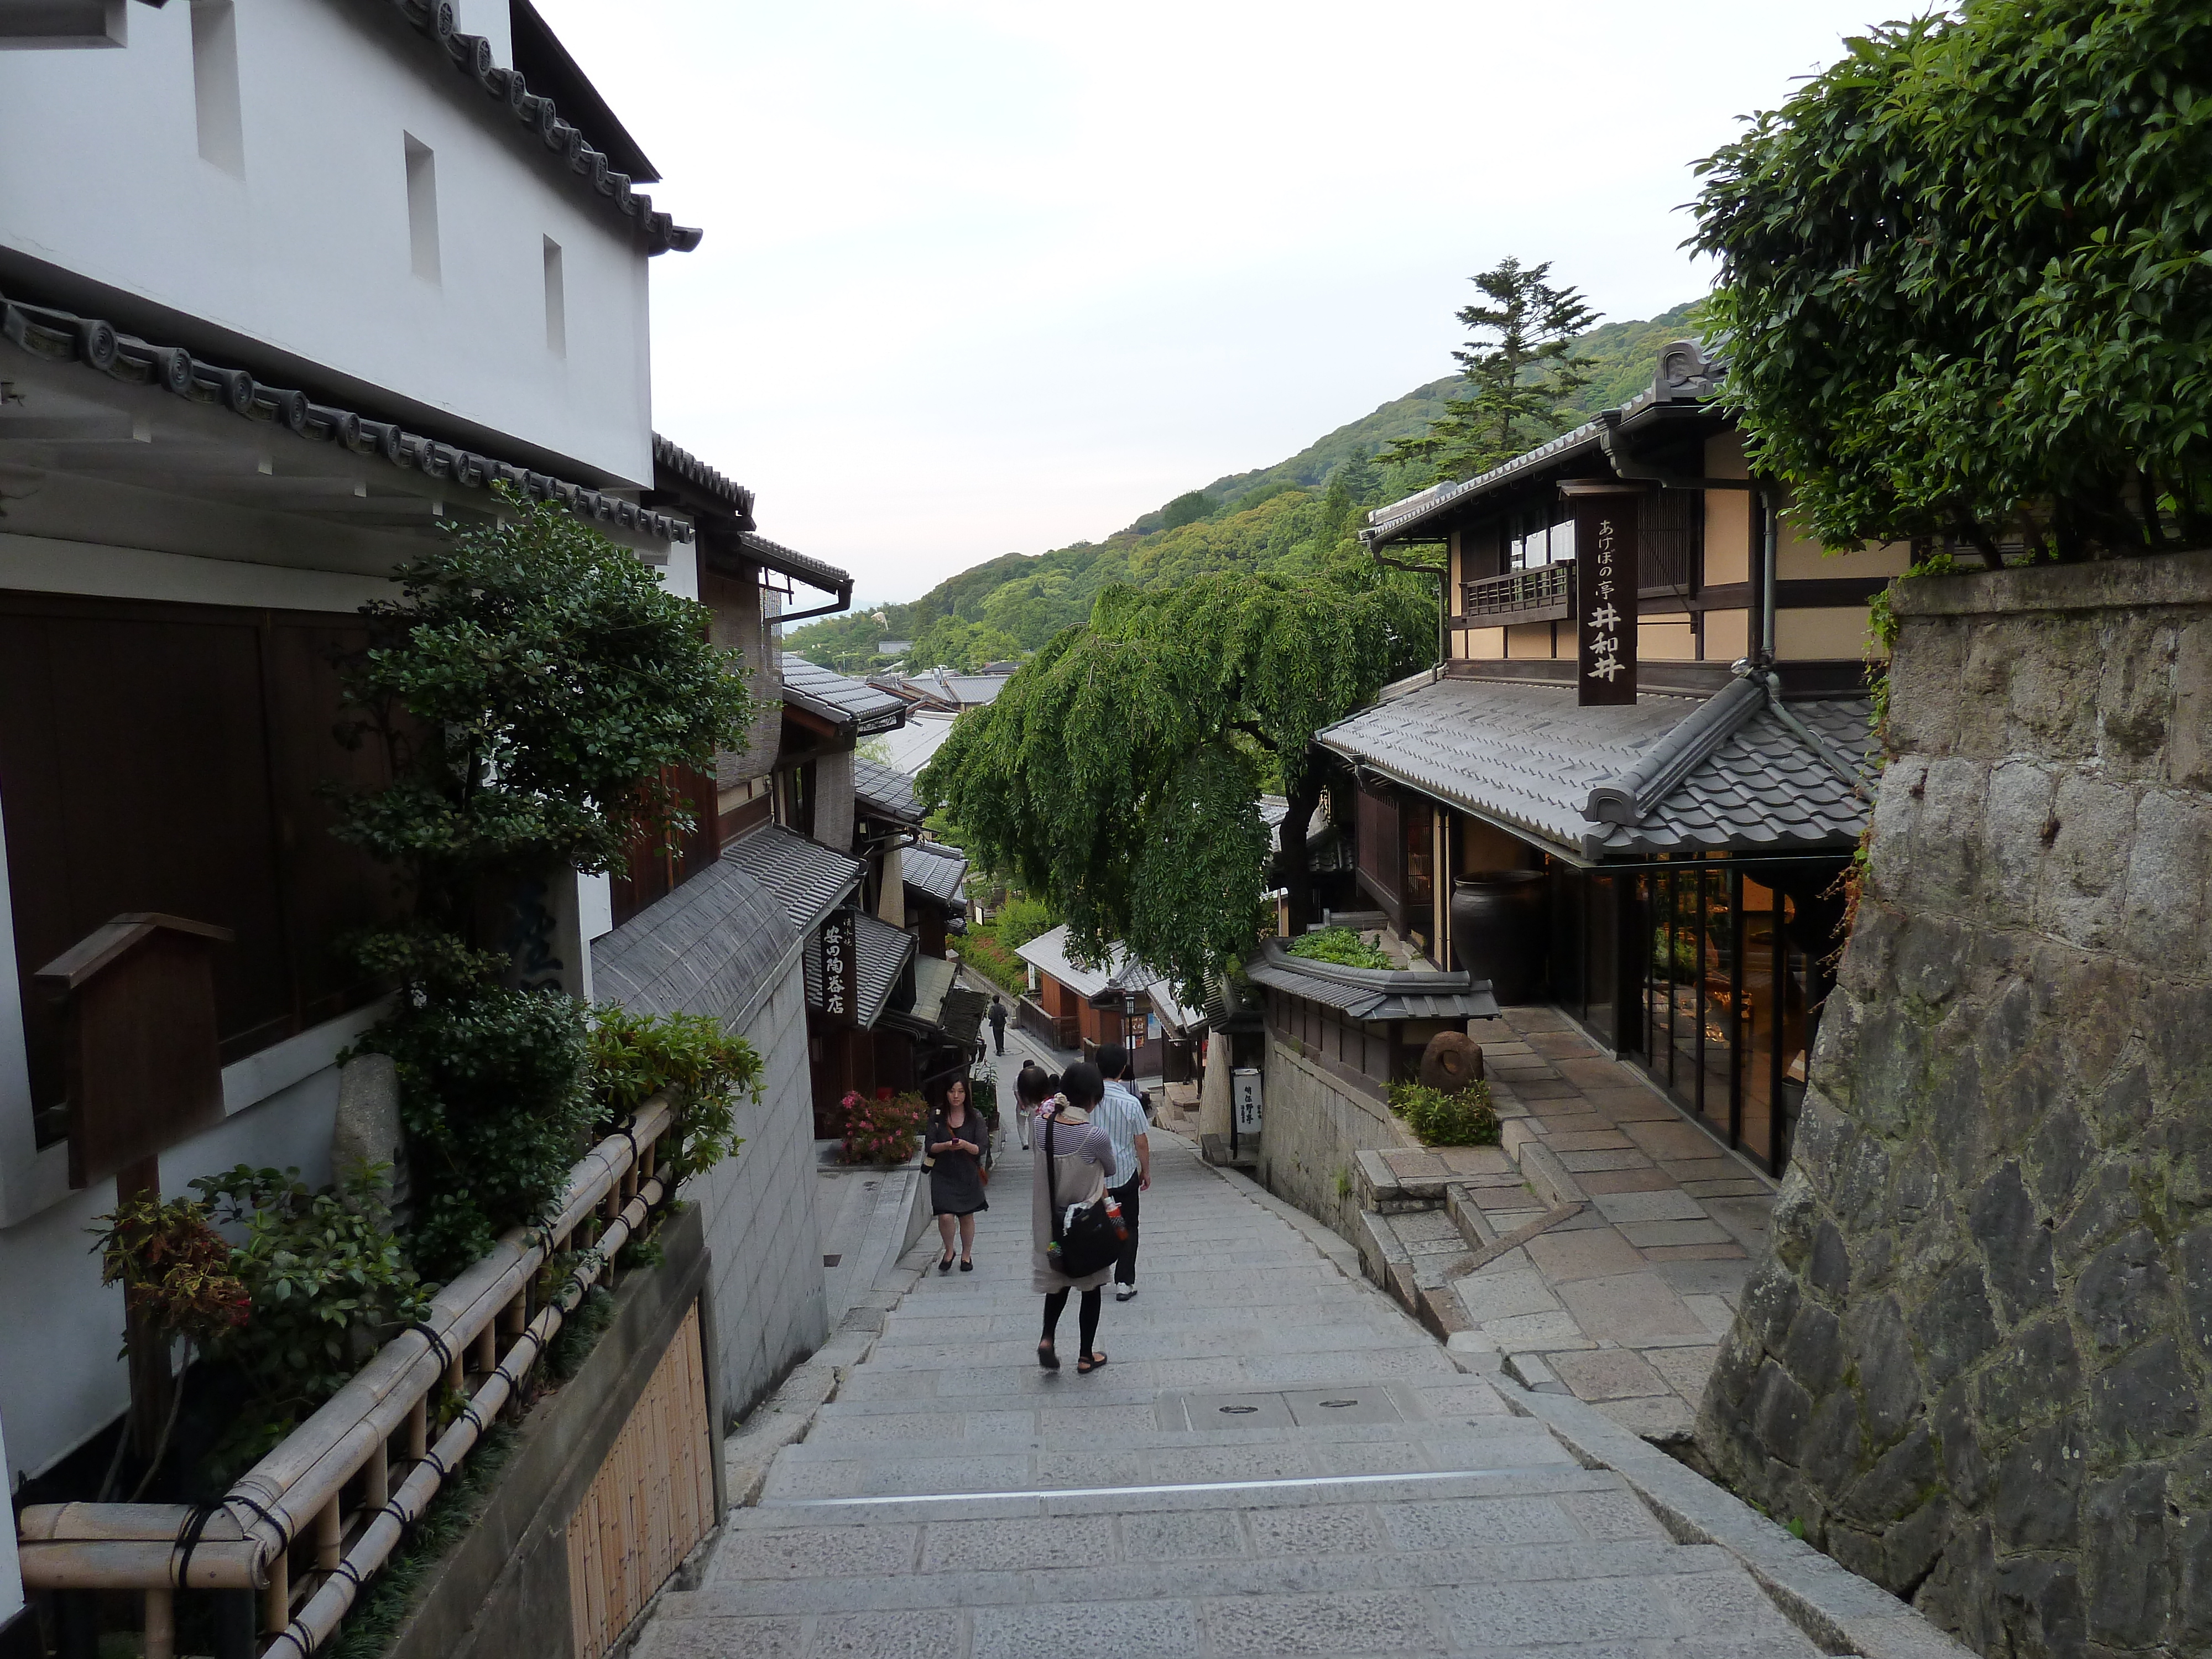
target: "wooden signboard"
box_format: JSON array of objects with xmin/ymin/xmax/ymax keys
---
[
  {"xmin": 1567, "ymin": 485, "xmax": 1641, "ymax": 707},
  {"xmin": 34, "ymin": 912, "xmax": 233, "ymax": 1190},
  {"xmin": 817, "ymin": 906, "xmax": 859, "ymax": 1028}
]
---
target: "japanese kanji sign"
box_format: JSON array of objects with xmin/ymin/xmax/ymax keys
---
[
  {"xmin": 818, "ymin": 906, "xmax": 858, "ymax": 1027},
  {"xmin": 1572, "ymin": 491, "xmax": 1640, "ymax": 706}
]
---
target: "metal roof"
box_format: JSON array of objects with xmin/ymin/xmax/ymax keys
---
[
  {"xmin": 901, "ymin": 840, "xmax": 969, "ymax": 907},
  {"xmin": 853, "ymin": 757, "xmax": 924, "ymax": 826},
  {"xmin": 1362, "ymin": 340, "xmax": 1724, "ymax": 547},
  {"xmin": 589, "ymin": 858, "xmax": 799, "ymax": 1032},
  {"xmin": 1317, "ymin": 673, "xmax": 1872, "ymax": 863},
  {"xmin": 1243, "ymin": 938, "xmax": 1499, "ymax": 1023},
  {"xmin": 780, "ymin": 655, "xmax": 907, "ymax": 735},
  {"xmin": 1, "ymin": 286, "xmax": 693, "ymax": 541},
  {"xmin": 719, "ymin": 823, "xmax": 865, "ymax": 937},
  {"xmin": 743, "ymin": 533, "xmax": 852, "ymax": 602}
]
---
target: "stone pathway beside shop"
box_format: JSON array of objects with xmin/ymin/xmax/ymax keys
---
[
  {"xmin": 1358, "ymin": 1007, "xmax": 1778, "ymax": 1442},
  {"xmin": 633, "ymin": 1126, "xmax": 1887, "ymax": 1658}
]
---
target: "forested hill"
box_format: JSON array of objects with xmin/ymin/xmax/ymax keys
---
[{"xmin": 784, "ymin": 300, "xmax": 1704, "ymax": 674}]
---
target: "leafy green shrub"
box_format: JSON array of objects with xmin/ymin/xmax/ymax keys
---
[
  {"xmin": 997, "ymin": 894, "xmax": 1060, "ymax": 950},
  {"xmin": 840, "ymin": 1090, "xmax": 928, "ymax": 1166},
  {"xmin": 190, "ymin": 1161, "xmax": 432, "ymax": 1477},
  {"xmin": 1387, "ymin": 1080, "xmax": 1500, "ymax": 1147},
  {"xmin": 1288, "ymin": 926, "xmax": 1392, "ymax": 969},
  {"xmin": 347, "ymin": 956, "xmax": 594, "ymax": 1281},
  {"xmin": 960, "ymin": 926, "xmax": 1029, "ymax": 997},
  {"xmin": 589, "ymin": 1005, "xmax": 762, "ymax": 1182}
]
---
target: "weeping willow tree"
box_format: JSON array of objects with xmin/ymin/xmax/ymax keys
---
[{"xmin": 917, "ymin": 568, "xmax": 1433, "ymax": 1003}]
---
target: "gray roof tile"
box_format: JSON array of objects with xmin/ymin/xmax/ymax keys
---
[
  {"xmin": 902, "ymin": 839, "xmax": 968, "ymax": 907},
  {"xmin": 780, "ymin": 655, "xmax": 907, "ymax": 734},
  {"xmin": 852, "ymin": 756, "xmax": 924, "ymax": 825},
  {"xmin": 721, "ymin": 823, "xmax": 865, "ymax": 936},
  {"xmin": 590, "ymin": 859, "xmax": 798, "ymax": 1029}
]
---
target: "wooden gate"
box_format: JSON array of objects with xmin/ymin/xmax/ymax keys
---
[{"xmin": 564, "ymin": 1302, "xmax": 716, "ymax": 1658}]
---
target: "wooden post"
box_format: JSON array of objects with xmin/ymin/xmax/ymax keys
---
[{"xmin": 116, "ymin": 1154, "xmax": 170, "ymax": 1463}]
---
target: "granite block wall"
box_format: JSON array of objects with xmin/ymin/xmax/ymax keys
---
[
  {"xmin": 1697, "ymin": 551, "xmax": 2212, "ymax": 1659},
  {"xmin": 1258, "ymin": 1034, "xmax": 1416, "ymax": 1241}
]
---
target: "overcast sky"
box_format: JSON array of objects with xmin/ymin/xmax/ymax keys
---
[{"xmin": 534, "ymin": 1, "xmax": 1898, "ymax": 605}]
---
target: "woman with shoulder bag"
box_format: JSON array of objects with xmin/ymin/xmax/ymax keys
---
[
  {"xmin": 1031, "ymin": 1061, "xmax": 1120, "ymax": 1374},
  {"xmin": 926, "ymin": 1075, "xmax": 988, "ymax": 1273}
]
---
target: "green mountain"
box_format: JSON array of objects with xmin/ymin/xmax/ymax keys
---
[{"xmin": 786, "ymin": 300, "xmax": 1707, "ymax": 675}]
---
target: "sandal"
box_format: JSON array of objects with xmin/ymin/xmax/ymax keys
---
[
  {"xmin": 1077, "ymin": 1350, "xmax": 1108, "ymax": 1375},
  {"xmin": 1036, "ymin": 1340, "xmax": 1060, "ymax": 1371}
]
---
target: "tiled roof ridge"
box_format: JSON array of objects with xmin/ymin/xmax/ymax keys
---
[
  {"xmin": 1583, "ymin": 674, "xmax": 1767, "ymax": 827},
  {"xmin": 1362, "ymin": 337, "xmax": 1724, "ymax": 545},
  {"xmin": 1, "ymin": 286, "xmax": 693, "ymax": 543},
  {"xmin": 652, "ymin": 435, "xmax": 754, "ymax": 523},
  {"xmin": 743, "ymin": 532, "xmax": 852, "ymax": 599},
  {"xmin": 372, "ymin": 0, "xmax": 701, "ymax": 254}
]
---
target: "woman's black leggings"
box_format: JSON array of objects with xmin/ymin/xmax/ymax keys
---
[{"xmin": 1041, "ymin": 1286, "xmax": 1102, "ymax": 1353}]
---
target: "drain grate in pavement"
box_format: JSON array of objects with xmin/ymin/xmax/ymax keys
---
[{"xmin": 1168, "ymin": 1389, "xmax": 1406, "ymax": 1429}]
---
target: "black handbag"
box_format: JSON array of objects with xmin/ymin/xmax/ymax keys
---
[{"xmin": 1045, "ymin": 1115, "xmax": 1120, "ymax": 1279}]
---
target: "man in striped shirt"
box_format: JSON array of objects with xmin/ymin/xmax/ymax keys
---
[{"xmin": 1092, "ymin": 1042, "xmax": 1151, "ymax": 1301}]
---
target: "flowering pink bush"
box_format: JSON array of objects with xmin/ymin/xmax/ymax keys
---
[{"xmin": 840, "ymin": 1089, "xmax": 928, "ymax": 1166}]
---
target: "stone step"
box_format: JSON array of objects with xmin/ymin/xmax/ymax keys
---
[
  {"xmin": 639, "ymin": 1477, "xmax": 1820, "ymax": 1656},
  {"xmin": 807, "ymin": 1373, "xmax": 1510, "ymax": 1426},
  {"xmin": 760, "ymin": 1423, "xmax": 1574, "ymax": 1501}
]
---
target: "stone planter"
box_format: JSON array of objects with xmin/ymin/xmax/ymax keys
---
[{"xmin": 1449, "ymin": 871, "xmax": 1547, "ymax": 1004}]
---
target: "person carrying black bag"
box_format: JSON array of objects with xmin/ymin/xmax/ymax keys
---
[{"xmin": 1030, "ymin": 1061, "xmax": 1118, "ymax": 1374}]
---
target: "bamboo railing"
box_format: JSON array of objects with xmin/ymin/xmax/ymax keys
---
[{"xmin": 18, "ymin": 1095, "xmax": 679, "ymax": 1658}]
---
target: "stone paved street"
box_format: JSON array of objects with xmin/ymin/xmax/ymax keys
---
[
  {"xmin": 1361, "ymin": 1007, "xmax": 1776, "ymax": 1441},
  {"xmin": 637, "ymin": 1127, "xmax": 1834, "ymax": 1657}
]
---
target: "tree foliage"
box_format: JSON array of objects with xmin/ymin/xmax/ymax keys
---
[
  {"xmin": 917, "ymin": 568, "xmax": 1433, "ymax": 1003},
  {"xmin": 1379, "ymin": 257, "xmax": 1601, "ymax": 486},
  {"xmin": 1692, "ymin": 1, "xmax": 2212, "ymax": 562},
  {"xmin": 333, "ymin": 491, "xmax": 757, "ymax": 936}
]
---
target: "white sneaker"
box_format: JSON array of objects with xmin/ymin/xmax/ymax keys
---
[{"xmin": 1115, "ymin": 1285, "xmax": 1136, "ymax": 1301}]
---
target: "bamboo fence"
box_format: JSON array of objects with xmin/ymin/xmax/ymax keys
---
[{"xmin": 17, "ymin": 1094, "xmax": 679, "ymax": 1659}]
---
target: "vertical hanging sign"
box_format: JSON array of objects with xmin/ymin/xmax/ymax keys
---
[
  {"xmin": 1568, "ymin": 485, "xmax": 1640, "ymax": 706},
  {"xmin": 818, "ymin": 906, "xmax": 858, "ymax": 1027}
]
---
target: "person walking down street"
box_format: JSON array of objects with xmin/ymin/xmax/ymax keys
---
[
  {"xmin": 926, "ymin": 1075, "xmax": 988, "ymax": 1273},
  {"xmin": 1031, "ymin": 1062, "xmax": 1117, "ymax": 1374},
  {"xmin": 989, "ymin": 995, "xmax": 1008, "ymax": 1056},
  {"xmin": 1092, "ymin": 1042, "xmax": 1151, "ymax": 1302},
  {"xmin": 1013, "ymin": 1060, "xmax": 1053, "ymax": 1151}
]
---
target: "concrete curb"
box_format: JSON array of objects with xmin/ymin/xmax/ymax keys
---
[{"xmin": 1497, "ymin": 1380, "xmax": 1973, "ymax": 1659}]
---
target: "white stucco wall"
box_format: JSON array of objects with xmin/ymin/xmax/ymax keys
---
[{"xmin": 0, "ymin": 0, "xmax": 655, "ymax": 483}]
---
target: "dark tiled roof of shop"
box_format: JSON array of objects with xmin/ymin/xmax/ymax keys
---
[
  {"xmin": 853, "ymin": 757, "xmax": 924, "ymax": 826},
  {"xmin": 1, "ymin": 286, "xmax": 693, "ymax": 541},
  {"xmin": 1317, "ymin": 674, "xmax": 1872, "ymax": 861},
  {"xmin": 744, "ymin": 533, "xmax": 852, "ymax": 600},
  {"xmin": 1243, "ymin": 939, "xmax": 1499, "ymax": 1022},
  {"xmin": 378, "ymin": 0, "xmax": 700, "ymax": 253},
  {"xmin": 589, "ymin": 859, "xmax": 797, "ymax": 1031},
  {"xmin": 780, "ymin": 655, "xmax": 907, "ymax": 734},
  {"xmin": 720, "ymin": 824, "xmax": 864, "ymax": 937},
  {"xmin": 901, "ymin": 840, "xmax": 968, "ymax": 907},
  {"xmin": 803, "ymin": 909, "xmax": 915, "ymax": 1029}
]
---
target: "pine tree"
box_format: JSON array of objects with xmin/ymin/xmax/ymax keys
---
[{"xmin": 1381, "ymin": 258, "xmax": 1601, "ymax": 486}]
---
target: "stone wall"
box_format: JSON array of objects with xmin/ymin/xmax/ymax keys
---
[
  {"xmin": 1697, "ymin": 551, "xmax": 2212, "ymax": 1658},
  {"xmin": 1257, "ymin": 1033, "xmax": 1419, "ymax": 1241}
]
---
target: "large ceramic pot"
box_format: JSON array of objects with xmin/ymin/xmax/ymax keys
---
[{"xmin": 1451, "ymin": 871, "xmax": 1548, "ymax": 1005}]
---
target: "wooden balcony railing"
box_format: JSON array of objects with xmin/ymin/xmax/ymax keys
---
[
  {"xmin": 1462, "ymin": 562, "xmax": 1572, "ymax": 624},
  {"xmin": 18, "ymin": 1095, "xmax": 679, "ymax": 1659}
]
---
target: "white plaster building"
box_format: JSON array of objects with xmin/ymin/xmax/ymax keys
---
[{"xmin": 0, "ymin": 11, "xmax": 840, "ymax": 1639}]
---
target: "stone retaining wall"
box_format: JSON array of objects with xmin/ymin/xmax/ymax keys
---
[
  {"xmin": 1256, "ymin": 1034, "xmax": 1421, "ymax": 1241},
  {"xmin": 1697, "ymin": 551, "xmax": 2212, "ymax": 1658}
]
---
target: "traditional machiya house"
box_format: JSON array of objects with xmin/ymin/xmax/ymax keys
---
[
  {"xmin": 1012, "ymin": 925, "xmax": 1205, "ymax": 1075},
  {"xmin": 0, "ymin": 7, "xmax": 846, "ymax": 1655},
  {"xmin": 727, "ymin": 661, "xmax": 984, "ymax": 1134},
  {"xmin": 1319, "ymin": 341, "xmax": 1898, "ymax": 1178}
]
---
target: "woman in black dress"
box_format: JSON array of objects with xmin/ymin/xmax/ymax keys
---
[{"xmin": 927, "ymin": 1075, "xmax": 988, "ymax": 1272}]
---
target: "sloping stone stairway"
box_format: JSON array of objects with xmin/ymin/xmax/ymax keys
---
[{"xmin": 636, "ymin": 1134, "xmax": 1958, "ymax": 1658}]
